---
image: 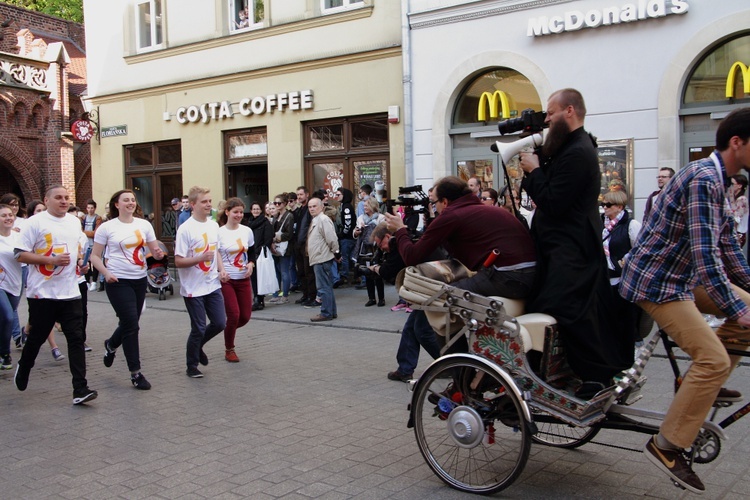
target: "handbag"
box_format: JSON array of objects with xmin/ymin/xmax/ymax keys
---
[{"xmin": 256, "ymin": 246, "xmax": 279, "ymax": 295}]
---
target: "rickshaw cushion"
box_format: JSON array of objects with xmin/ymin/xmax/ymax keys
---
[{"xmin": 516, "ymin": 313, "xmax": 556, "ymax": 353}]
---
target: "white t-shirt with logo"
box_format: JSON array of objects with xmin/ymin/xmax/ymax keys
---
[
  {"xmin": 18, "ymin": 211, "xmax": 87, "ymax": 300},
  {"xmin": 0, "ymin": 230, "xmax": 22, "ymax": 296},
  {"xmin": 94, "ymin": 217, "xmax": 156, "ymax": 280},
  {"xmin": 175, "ymin": 216, "xmax": 221, "ymax": 298},
  {"xmin": 218, "ymin": 224, "xmax": 254, "ymax": 280}
]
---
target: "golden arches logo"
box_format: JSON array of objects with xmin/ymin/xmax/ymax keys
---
[
  {"xmin": 477, "ymin": 91, "xmax": 514, "ymax": 122},
  {"xmin": 726, "ymin": 61, "xmax": 750, "ymax": 99}
]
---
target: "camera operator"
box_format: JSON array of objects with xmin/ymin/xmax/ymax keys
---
[
  {"xmin": 383, "ymin": 176, "xmax": 536, "ymax": 382},
  {"xmin": 385, "ymin": 176, "xmax": 536, "ymax": 298}
]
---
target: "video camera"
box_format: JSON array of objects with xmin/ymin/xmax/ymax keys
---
[
  {"xmin": 385, "ymin": 185, "xmax": 432, "ymax": 234},
  {"xmin": 497, "ymin": 108, "xmax": 548, "ymax": 136}
]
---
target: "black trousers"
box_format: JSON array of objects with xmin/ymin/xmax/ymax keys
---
[
  {"xmin": 21, "ymin": 298, "xmax": 88, "ymax": 391},
  {"xmin": 294, "ymin": 244, "xmax": 317, "ymax": 300}
]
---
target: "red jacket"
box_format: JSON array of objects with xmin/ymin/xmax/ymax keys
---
[{"xmin": 395, "ymin": 193, "xmax": 536, "ymax": 271}]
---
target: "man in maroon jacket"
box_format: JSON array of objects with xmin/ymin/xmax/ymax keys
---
[
  {"xmin": 383, "ymin": 176, "xmax": 536, "ymax": 382},
  {"xmin": 386, "ymin": 176, "xmax": 536, "ymax": 298}
]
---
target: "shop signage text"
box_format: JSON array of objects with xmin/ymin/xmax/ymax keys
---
[
  {"xmin": 477, "ymin": 91, "xmax": 513, "ymax": 121},
  {"xmin": 70, "ymin": 120, "xmax": 94, "ymax": 142},
  {"xmin": 527, "ymin": 0, "xmax": 688, "ymax": 37},
  {"xmin": 101, "ymin": 125, "xmax": 128, "ymax": 138},
  {"xmin": 726, "ymin": 61, "xmax": 750, "ymax": 99},
  {"xmin": 174, "ymin": 90, "xmax": 313, "ymax": 124}
]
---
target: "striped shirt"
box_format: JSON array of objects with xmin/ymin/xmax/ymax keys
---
[{"xmin": 620, "ymin": 151, "xmax": 750, "ymax": 320}]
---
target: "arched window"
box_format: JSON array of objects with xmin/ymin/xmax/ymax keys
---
[
  {"xmin": 683, "ymin": 34, "xmax": 750, "ymax": 106},
  {"xmin": 453, "ymin": 68, "xmax": 542, "ymax": 127}
]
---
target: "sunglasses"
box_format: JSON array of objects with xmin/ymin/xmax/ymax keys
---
[
  {"xmin": 273, "ymin": 201, "xmax": 284, "ymax": 205},
  {"xmin": 481, "ymin": 197, "xmax": 492, "ymax": 201},
  {"xmin": 599, "ymin": 202, "xmax": 617, "ymax": 208}
]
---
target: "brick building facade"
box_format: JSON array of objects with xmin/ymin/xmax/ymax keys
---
[{"xmin": 0, "ymin": 3, "xmax": 90, "ymax": 211}]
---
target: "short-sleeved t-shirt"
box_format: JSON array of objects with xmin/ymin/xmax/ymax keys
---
[
  {"xmin": 0, "ymin": 230, "xmax": 22, "ymax": 296},
  {"xmin": 175, "ymin": 216, "xmax": 221, "ymax": 297},
  {"xmin": 18, "ymin": 212, "xmax": 87, "ymax": 300},
  {"xmin": 218, "ymin": 225, "xmax": 254, "ymax": 280},
  {"xmin": 94, "ymin": 217, "xmax": 156, "ymax": 280}
]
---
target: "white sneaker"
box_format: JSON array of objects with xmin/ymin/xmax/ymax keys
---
[{"xmin": 88, "ymin": 282, "xmax": 97, "ymax": 292}]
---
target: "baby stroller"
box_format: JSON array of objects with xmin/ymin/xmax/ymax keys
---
[{"xmin": 146, "ymin": 240, "xmax": 174, "ymax": 300}]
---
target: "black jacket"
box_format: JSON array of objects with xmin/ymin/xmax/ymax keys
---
[{"xmin": 247, "ymin": 215, "xmax": 274, "ymax": 259}]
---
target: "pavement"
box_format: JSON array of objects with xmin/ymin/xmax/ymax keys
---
[{"xmin": 2, "ymin": 280, "xmax": 750, "ymax": 499}]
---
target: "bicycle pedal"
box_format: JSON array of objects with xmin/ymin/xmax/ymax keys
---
[
  {"xmin": 671, "ymin": 479, "xmax": 686, "ymax": 491},
  {"xmin": 623, "ymin": 394, "xmax": 643, "ymax": 406}
]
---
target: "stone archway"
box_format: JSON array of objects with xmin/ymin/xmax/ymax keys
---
[{"xmin": 0, "ymin": 138, "xmax": 43, "ymax": 203}]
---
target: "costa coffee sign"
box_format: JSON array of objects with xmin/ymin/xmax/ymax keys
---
[
  {"xmin": 172, "ymin": 90, "xmax": 314, "ymax": 125},
  {"xmin": 70, "ymin": 120, "xmax": 95, "ymax": 142}
]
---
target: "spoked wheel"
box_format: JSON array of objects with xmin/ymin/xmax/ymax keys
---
[
  {"xmin": 412, "ymin": 356, "xmax": 531, "ymax": 495},
  {"xmin": 530, "ymin": 408, "xmax": 600, "ymax": 448}
]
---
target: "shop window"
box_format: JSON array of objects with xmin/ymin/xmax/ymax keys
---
[
  {"xmin": 229, "ymin": 0, "xmax": 264, "ymax": 33},
  {"xmin": 224, "ymin": 128, "xmax": 268, "ymax": 211},
  {"xmin": 124, "ymin": 140, "xmax": 182, "ymax": 243},
  {"xmin": 135, "ymin": 0, "xmax": 164, "ymax": 53},
  {"xmin": 683, "ymin": 34, "xmax": 750, "ymax": 105},
  {"xmin": 304, "ymin": 115, "xmax": 389, "ymax": 197},
  {"xmin": 453, "ymin": 68, "xmax": 542, "ymax": 126},
  {"xmin": 321, "ymin": 0, "xmax": 364, "ymax": 15},
  {"xmin": 227, "ymin": 130, "xmax": 268, "ymax": 159}
]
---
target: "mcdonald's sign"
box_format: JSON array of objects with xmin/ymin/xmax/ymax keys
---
[
  {"xmin": 726, "ymin": 61, "xmax": 750, "ymax": 99},
  {"xmin": 477, "ymin": 91, "xmax": 515, "ymax": 121}
]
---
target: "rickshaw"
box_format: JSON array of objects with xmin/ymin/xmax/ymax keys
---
[{"xmin": 398, "ymin": 263, "xmax": 744, "ymax": 495}]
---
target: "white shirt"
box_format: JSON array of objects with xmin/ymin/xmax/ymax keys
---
[
  {"xmin": 94, "ymin": 218, "xmax": 156, "ymax": 280},
  {"xmin": 0, "ymin": 230, "xmax": 22, "ymax": 296},
  {"xmin": 18, "ymin": 212, "xmax": 87, "ymax": 300},
  {"xmin": 218, "ymin": 225, "xmax": 254, "ymax": 280},
  {"xmin": 175, "ymin": 216, "xmax": 221, "ymax": 297}
]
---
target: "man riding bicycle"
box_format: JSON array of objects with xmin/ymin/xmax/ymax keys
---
[{"xmin": 620, "ymin": 107, "xmax": 750, "ymax": 493}]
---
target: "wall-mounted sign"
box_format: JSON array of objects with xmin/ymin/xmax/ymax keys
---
[
  {"xmin": 101, "ymin": 125, "xmax": 128, "ymax": 138},
  {"xmin": 726, "ymin": 61, "xmax": 750, "ymax": 99},
  {"xmin": 70, "ymin": 119, "xmax": 94, "ymax": 142},
  {"xmin": 528, "ymin": 0, "xmax": 688, "ymax": 37},
  {"xmin": 477, "ymin": 91, "xmax": 514, "ymax": 121},
  {"xmin": 173, "ymin": 90, "xmax": 314, "ymax": 124}
]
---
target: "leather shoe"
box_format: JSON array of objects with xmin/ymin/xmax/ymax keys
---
[
  {"xmin": 387, "ymin": 370, "xmax": 412, "ymax": 382},
  {"xmin": 377, "ymin": 299, "xmax": 385, "ymax": 307},
  {"xmin": 333, "ymin": 280, "xmax": 344, "ymax": 289},
  {"xmin": 716, "ymin": 387, "xmax": 742, "ymax": 403},
  {"xmin": 364, "ymin": 299, "xmax": 376, "ymax": 307},
  {"xmin": 295, "ymin": 296, "xmax": 309, "ymax": 305},
  {"xmin": 310, "ymin": 314, "xmax": 333, "ymax": 322}
]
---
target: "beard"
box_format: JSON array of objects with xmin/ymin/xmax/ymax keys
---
[{"xmin": 542, "ymin": 119, "xmax": 571, "ymax": 158}]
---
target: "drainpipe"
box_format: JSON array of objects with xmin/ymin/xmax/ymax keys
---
[{"xmin": 401, "ymin": 0, "xmax": 414, "ymax": 186}]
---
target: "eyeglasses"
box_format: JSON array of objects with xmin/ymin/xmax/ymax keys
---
[
  {"xmin": 273, "ymin": 201, "xmax": 283, "ymax": 205},
  {"xmin": 481, "ymin": 197, "xmax": 492, "ymax": 201},
  {"xmin": 9, "ymin": 202, "xmax": 19, "ymax": 206},
  {"xmin": 599, "ymin": 202, "xmax": 617, "ymax": 208}
]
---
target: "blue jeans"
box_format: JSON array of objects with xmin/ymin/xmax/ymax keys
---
[
  {"xmin": 105, "ymin": 278, "xmax": 147, "ymax": 372},
  {"xmin": 0, "ymin": 290, "xmax": 20, "ymax": 356},
  {"xmin": 11, "ymin": 267, "xmax": 27, "ymax": 342},
  {"xmin": 274, "ymin": 255, "xmax": 293, "ymax": 296},
  {"xmin": 313, "ymin": 259, "xmax": 337, "ymax": 318},
  {"xmin": 396, "ymin": 310, "xmax": 443, "ymax": 376},
  {"xmin": 339, "ymin": 238, "xmax": 355, "ymax": 277},
  {"xmin": 183, "ymin": 289, "xmax": 227, "ymax": 369}
]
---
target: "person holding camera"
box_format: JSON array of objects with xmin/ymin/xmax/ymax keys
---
[
  {"xmin": 383, "ymin": 176, "xmax": 536, "ymax": 381},
  {"xmin": 519, "ymin": 88, "xmax": 634, "ymax": 399}
]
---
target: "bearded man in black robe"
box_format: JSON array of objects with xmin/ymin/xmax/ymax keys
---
[{"xmin": 520, "ymin": 88, "xmax": 633, "ymax": 398}]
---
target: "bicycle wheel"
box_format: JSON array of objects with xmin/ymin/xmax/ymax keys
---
[
  {"xmin": 530, "ymin": 408, "xmax": 600, "ymax": 448},
  {"xmin": 412, "ymin": 356, "xmax": 531, "ymax": 495}
]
